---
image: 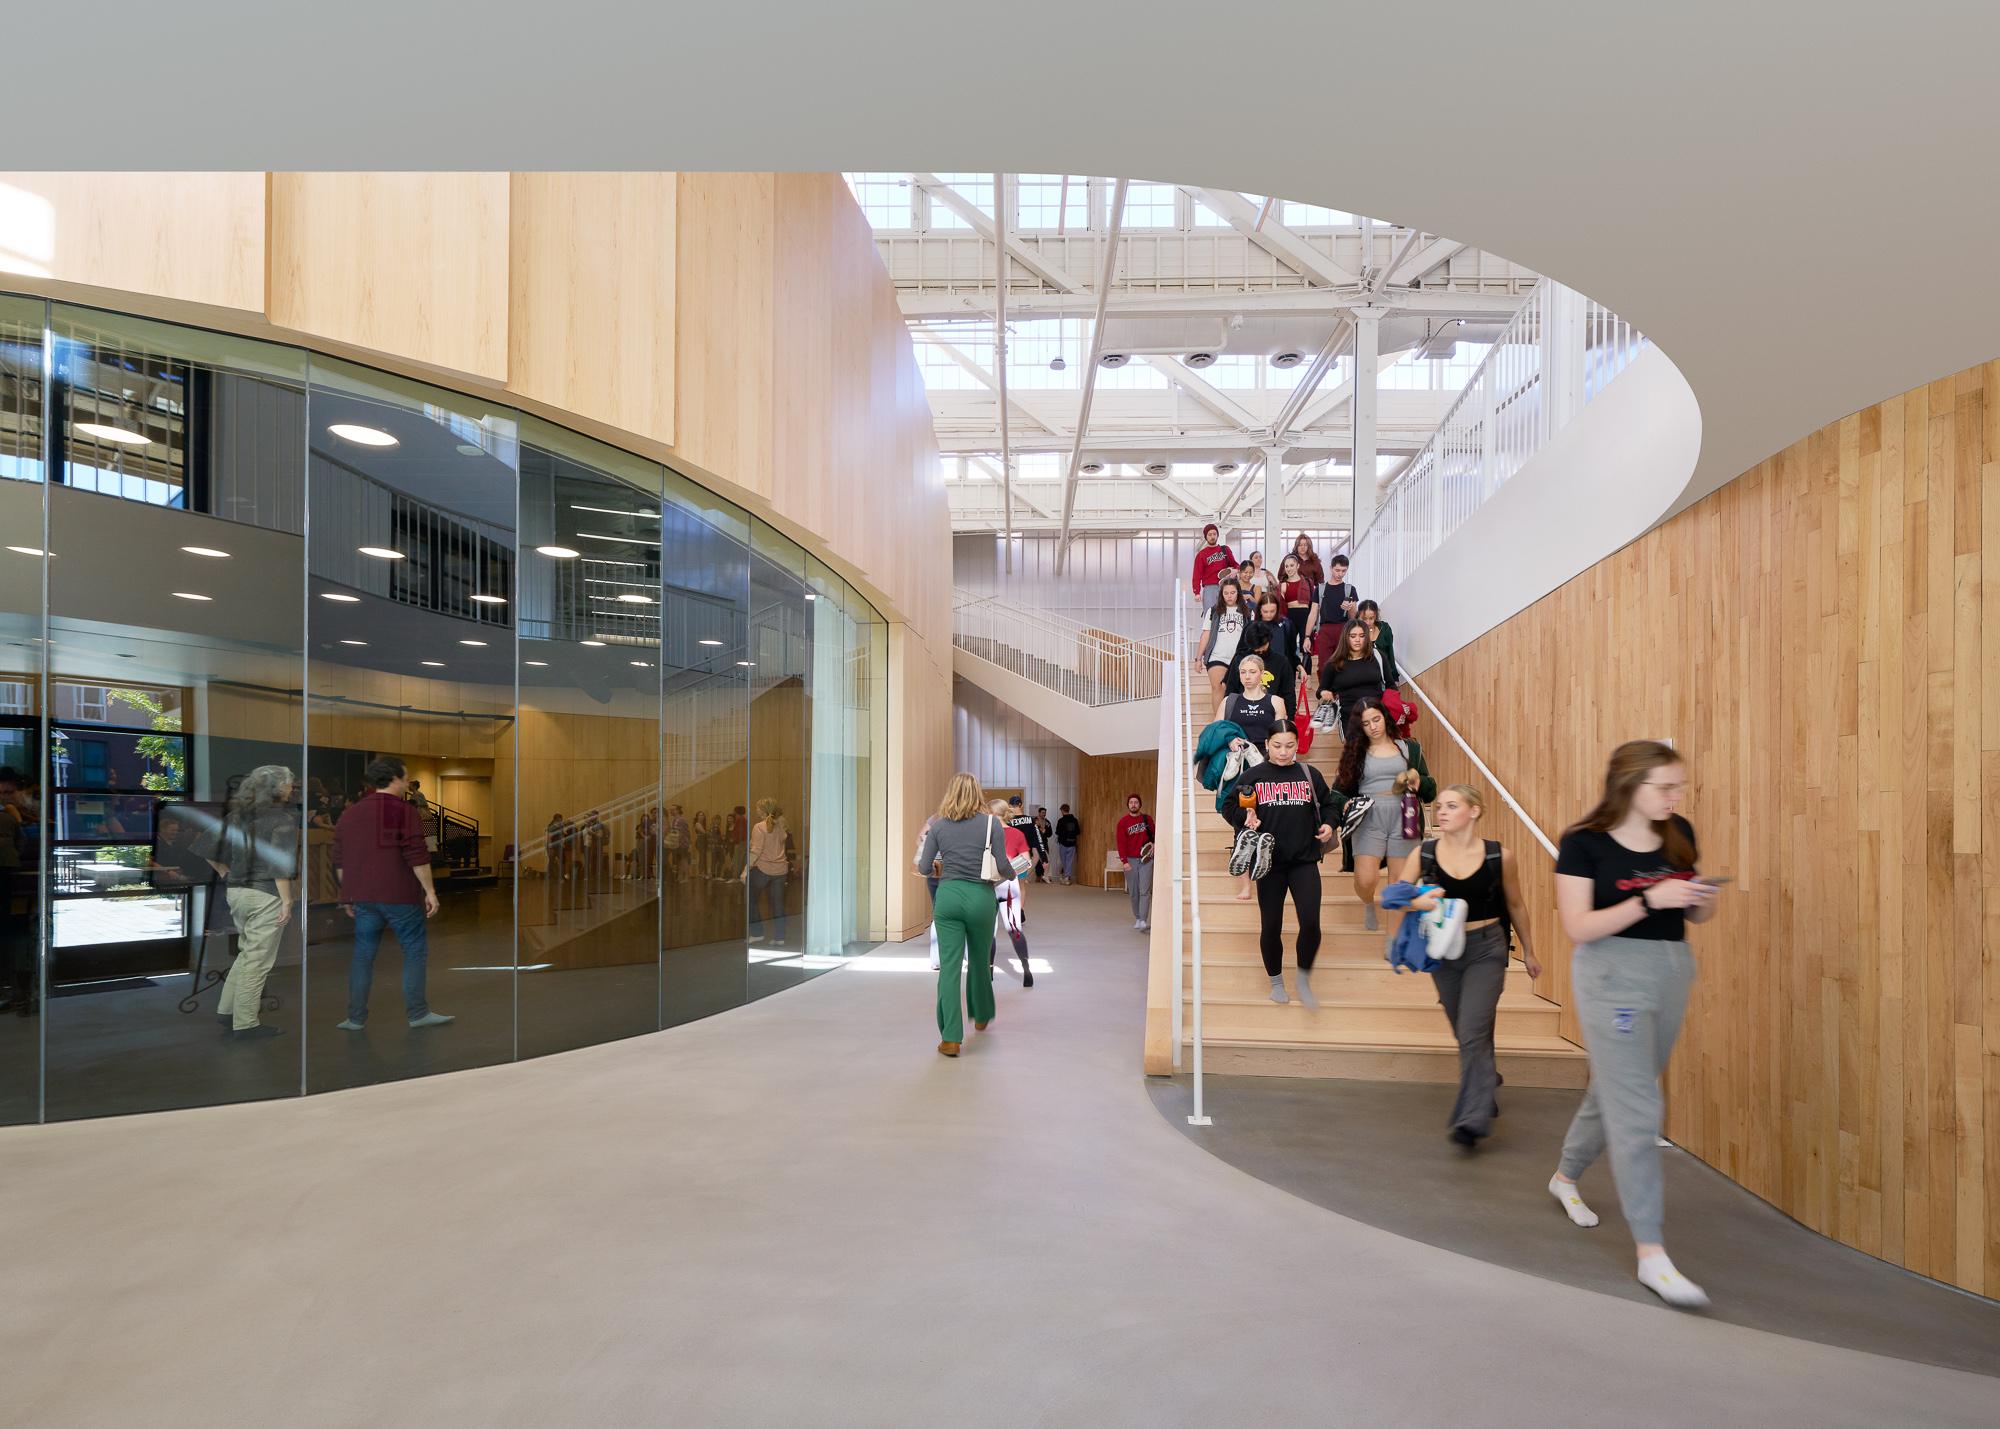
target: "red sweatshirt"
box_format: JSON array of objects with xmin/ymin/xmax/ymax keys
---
[
  {"xmin": 1191, "ymin": 543, "xmax": 1237, "ymax": 593},
  {"xmin": 1116, "ymin": 812, "xmax": 1156, "ymax": 863},
  {"xmin": 330, "ymin": 791, "xmax": 430, "ymax": 904}
]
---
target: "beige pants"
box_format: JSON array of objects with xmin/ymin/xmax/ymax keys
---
[{"xmin": 220, "ymin": 887, "xmax": 286, "ymax": 1031}]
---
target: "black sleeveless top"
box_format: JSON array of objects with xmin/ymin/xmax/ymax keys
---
[
  {"xmin": 1420, "ymin": 838, "xmax": 1507, "ymax": 924},
  {"xmin": 1226, "ymin": 690, "xmax": 1286, "ymax": 749}
]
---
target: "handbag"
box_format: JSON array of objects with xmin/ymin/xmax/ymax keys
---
[
  {"xmin": 1337, "ymin": 795, "xmax": 1374, "ymax": 847},
  {"xmin": 979, "ymin": 813, "xmax": 1002, "ymax": 882}
]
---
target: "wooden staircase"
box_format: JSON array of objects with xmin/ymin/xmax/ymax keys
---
[{"xmin": 1143, "ymin": 666, "xmax": 1586, "ymax": 1087}]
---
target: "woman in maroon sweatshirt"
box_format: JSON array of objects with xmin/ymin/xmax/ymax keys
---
[{"xmin": 1190, "ymin": 523, "xmax": 1237, "ymax": 597}]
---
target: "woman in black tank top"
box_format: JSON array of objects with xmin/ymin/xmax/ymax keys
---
[
  {"xmin": 1215, "ymin": 652, "xmax": 1290, "ymax": 753},
  {"xmin": 1396, "ymin": 784, "xmax": 1540, "ymax": 1148}
]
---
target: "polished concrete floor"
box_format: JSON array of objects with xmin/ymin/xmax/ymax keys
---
[{"xmin": 1, "ymin": 885, "xmax": 1995, "ymax": 1427}]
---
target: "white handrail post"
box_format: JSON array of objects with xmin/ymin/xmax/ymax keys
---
[{"xmin": 1184, "ymin": 582, "xmax": 1211, "ymax": 1127}]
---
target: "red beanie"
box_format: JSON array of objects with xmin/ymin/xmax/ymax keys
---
[{"xmin": 1202, "ymin": 523, "xmax": 1218, "ymax": 537}]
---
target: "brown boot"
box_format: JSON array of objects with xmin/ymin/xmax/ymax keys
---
[
  {"xmin": 937, "ymin": 1041, "xmax": 960, "ymax": 1057},
  {"xmin": 973, "ymin": 1020, "xmax": 990, "ymax": 1031}
]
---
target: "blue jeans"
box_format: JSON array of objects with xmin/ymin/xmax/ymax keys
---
[
  {"xmin": 347, "ymin": 901, "xmax": 430, "ymax": 1024},
  {"xmin": 748, "ymin": 869, "xmax": 788, "ymax": 945}
]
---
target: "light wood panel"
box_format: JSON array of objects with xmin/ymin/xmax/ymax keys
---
[
  {"xmin": 671, "ymin": 172, "xmax": 775, "ymax": 502},
  {"xmin": 0, "ymin": 172, "xmax": 265, "ymax": 311},
  {"xmin": 507, "ymin": 173, "xmax": 676, "ymax": 445},
  {"xmin": 888, "ymin": 623, "xmax": 954, "ymax": 939},
  {"xmin": 1420, "ymin": 357, "xmax": 2000, "ymax": 1297},
  {"xmin": 267, "ymin": 173, "xmax": 511, "ymax": 379},
  {"xmin": 1077, "ymin": 754, "xmax": 1159, "ymax": 889}
]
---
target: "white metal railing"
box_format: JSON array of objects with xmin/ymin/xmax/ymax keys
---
[
  {"xmin": 1345, "ymin": 281, "xmax": 1647, "ymax": 595},
  {"xmin": 951, "ymin": 590, "xmax": 1168, "ymax": 705},
  {"xmin": 1172, "ymin": 580, "xmax": 1211, "ymax": 1124}
]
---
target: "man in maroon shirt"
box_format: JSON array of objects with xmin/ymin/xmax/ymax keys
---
[
  {"xmin": 1190, "ymin": 523, "xmax": 1237, "ymax": 598},
  {"xmin": 331, "ymin": 756, "xmax": 451, "ymax": 1030},
  {"xmin": 1115, "ymin": 793, "xmax": 1157, "ymax": 931}
]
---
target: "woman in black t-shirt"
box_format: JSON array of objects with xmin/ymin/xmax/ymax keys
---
[
  {"xmin": 1314, "ymin": 621, "xmax": 1386, "ymax": 732},
  {"xmin": 1547, "ymin": 740, "xmax": 1720, "ymax": 1310}
]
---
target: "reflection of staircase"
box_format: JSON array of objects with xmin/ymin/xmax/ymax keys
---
[{"xmin": 1152, "ymin": 662, "xmax": 1586, "ymax": 1086}]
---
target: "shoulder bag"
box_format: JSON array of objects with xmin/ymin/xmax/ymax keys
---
[{"xmin": 979, "ymin": 814, "xmax": 1002, "ymax": 883}]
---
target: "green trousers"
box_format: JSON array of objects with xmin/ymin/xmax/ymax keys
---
[{"xmin": 933, "ymin": 878, "xmax": 997, "ymax": 1042}]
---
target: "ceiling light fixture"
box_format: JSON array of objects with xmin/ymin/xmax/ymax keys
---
[
  {"xmin": 570, "ymin": 504, "xmax": 661, "ymax": 520},
  {"xmin": 580, "ymin": 640, "xmax": 607, "ymax": 648},
  {"xmin": 340, "ymin": 639, "xmax": 367, "ymax": 646},
  {"xmin": 74, "ymin": 421, "xmax": 150, "ymax": 447},
  {"xmin": 459, "ymin": 639, "xmax": 488, "ymax": 647},
  {"xmin": 320, "ymin": 592, "xmax": 361, "ymax": 603},
  {"xmin": 736, "ymin": 660, "xmax": 755, "ymax": 667},
  {"xmin": 536, "ymin": 545, "xmax": 581, "ymax": 559},
  {"xmin": 615, "ymin": 593, "xmax": 655, "ymax": 604},
  {"xmin": 7, "ymin": 546, "xmax": 45, "ymax": 556},
  {"xmin": 524, "ymin": 660, "xmax": 548, "ymax": 667},
  {"xmin": 629, "ymin": 660, "xmax": 652, "ymax": 668},
  {"xmin": 421, "ymin": 660, "xmax": 445, "ymax": 667},
  {"xmin": 455, "ymin": 443, "xmax": 484, "ymax": 457},
  {"xmin": 804, "ymin": 593, "xmax": 816, "ymax": 601},
  {"xmin": 328, "ymin": 423, "xmax": 399, "ymax": 448},
  {"xmin": 172, "ymin": 592, "xmax": 212, "ymax": 602},
  {"xmin": 470, "ymin": 594, "xmax": 506, "ymax": 605},
  {"xmin": 181, "ymin": 545, "xmax": 231, "ymax": 558},
  {"xmin": 698, "ymin": 639, "xmax": 723, "ymax": 647},
  {"xmin": 357, "ymin": 546, "xmax": 405, "ymax": 560}
]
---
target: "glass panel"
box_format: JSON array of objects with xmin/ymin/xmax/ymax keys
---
[
  {"xmin": 44, "ymin": 306, "xmax": 307, "ymax": 1119},
  {"xmin": 745, "ymin": 520, "xmax": 809, "ymax": 996},
  {"xmin": 515, "ymin": 417, "xmax": 662, "ymax": 1057},
  {"xmin": 658, "ymin": 487, "xmax": 749, "ymax": 1026},
  {"xmin": 0, "ymin": 293, "xmax": 44, "ymax": 1123},
  {"xmin": 304, "ymin": 355, "xmax": 516, "ymax": 1092}
]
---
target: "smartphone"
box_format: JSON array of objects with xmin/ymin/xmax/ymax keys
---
[{"xmin": 1696, "ymin": 875, "xmax": 1732, "ymax": 887}]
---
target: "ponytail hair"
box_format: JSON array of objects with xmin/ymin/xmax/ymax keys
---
[
  {"xmin": 1564, "ymin": 740, "xmax": 1695, "ymax": 867},
  {"xmin": 755, "ymin": 796, "xmax": 785, "ymax": 838}
]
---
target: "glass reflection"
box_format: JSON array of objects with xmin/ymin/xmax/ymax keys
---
[
  {"xmin": 0, "ymin": 295, "xmax": 44, "ymax": 1123},
  {"xmin": 746, "ymin": 522, "xmax": 809, "ymax": 999},
  {"xmin": 43, "ymin": 307, "xmax": 306, "ymax": 1119},
  {"xmin": 305, "ymin": 357, "xmax": 516, "ymax": 1091}
]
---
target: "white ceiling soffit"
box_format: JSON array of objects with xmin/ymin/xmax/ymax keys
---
[{"xmin": 21, "ymin": 1, "xmax": 2000, "ymax": 517}]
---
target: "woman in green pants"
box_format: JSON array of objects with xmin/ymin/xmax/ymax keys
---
[{"xmin": 915, "ymin": 772, "xmax": 1014, "ymax": 1057}]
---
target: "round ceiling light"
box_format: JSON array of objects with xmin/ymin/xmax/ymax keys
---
[
  {"xmin": 1212, "ymin": 461, "xmax": 1240, "ymax": 477},
  {"xmin": 1269, "ymin": 350, "xmax": 1305, "ymax": 369},
  {"xmin": 357, "ymin": 546, "xmax": 405, "ymax": 560},
  {"xmin": 1098, "ymin": 352, "xmax": 1130, "ymax": 369},
  {"xmin": 1185, "ymin": 352, "xmax": 1218, "ymax": 369},
  {"xmin": 320, "ymin": 592, "xmax": 361, "ymax": 603},
  {"xmin": 1144, "ymin": 462, "xmax": 1171, "ymax": 477},
  {"xmin": 181, "ymin": 545, "xmax": 231, "ymax": 558},
  {"xmin": 328, "ymin": 423, "xmax": 399, "ymax": 447},
  {"xmin": 536, "ymin": 545, "xmax": 581, "ymax": 559},
  {"xmin": 1080, "ymin": 461, "xmax": 1105, "ymax": 476},
  {"xmin": 74, "ymin": 421, "xmax": 150, "ymax": 447}
]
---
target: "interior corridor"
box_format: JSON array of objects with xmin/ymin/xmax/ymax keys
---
[{"xmin": 2, "ymin": 886, "xmax": 1993, "ymax": 1428}]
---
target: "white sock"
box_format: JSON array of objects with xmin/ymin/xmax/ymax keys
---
[
  {"xmin": 1548, "ymin": 1175, "xmax": 1599, "ymax": 1228},
  {"xmin": 1637, "ymin": 1253, "xmax": 1709, "ymax": 1308}
]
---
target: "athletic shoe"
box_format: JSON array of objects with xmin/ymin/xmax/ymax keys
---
[
  {"xmin": 1422, "ymin": 898, "xmax": 1469, "ymax": 961},
  {"xmin": 407, "ymin": 1011, "xmax": 456, "ymax": 1028},
  {"xmin": 335, "ymin": 1018, "xmax": 365, "ymax": 1032},
  {"xmin": 1227, "ymin": 827, "xmax": 1259, "ymax": 877},
  {"xmin": 1249, "ymin": 832, "xmax": 1275, "ymax": 881}
]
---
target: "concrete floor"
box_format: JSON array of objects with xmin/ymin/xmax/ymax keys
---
[{"xmin": 1, "ymin": 885, "xmax": 1995, "ymax": 1427}]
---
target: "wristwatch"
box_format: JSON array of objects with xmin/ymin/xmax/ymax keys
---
[{"xmin": 1637, "ymin": 887, "xmax": 1655, "ymax": 912}]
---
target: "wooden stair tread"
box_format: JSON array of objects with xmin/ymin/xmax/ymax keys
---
[{"xmin": 1187, "ymin": 1031, "xmax": 1584, "ymax": 1055}]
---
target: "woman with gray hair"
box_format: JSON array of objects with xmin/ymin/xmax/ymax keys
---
[{"xmin": 196, "ymin": 764, "xmax": 300, "ymax": 1040}]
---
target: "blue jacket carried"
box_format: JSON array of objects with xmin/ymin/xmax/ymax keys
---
[
  {"xmin": 1192, "ymin": 719, "xmax": 1254, "ymax": 814},
  {"xmin": 1379, "ymin": 880, "xmax": 1439, "ymax": 974}
]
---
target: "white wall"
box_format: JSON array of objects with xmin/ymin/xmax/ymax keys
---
[
  {"xmin": 952, "ymin": 676, "xmax": 1079, "ymax": 819},
  {"xmin": 1372, "ymin": 345, "xmax": 1702, "ymax": 677}
]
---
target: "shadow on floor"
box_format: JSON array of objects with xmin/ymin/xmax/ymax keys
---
[{"xmin": 1147, "ymin": 1073, "xmax": 2000, "ymax": 1378}]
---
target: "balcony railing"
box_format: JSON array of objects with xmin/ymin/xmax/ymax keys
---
[{"xmin": 951, "ymin": 591, "xmax": 1168, "ymax": 706}]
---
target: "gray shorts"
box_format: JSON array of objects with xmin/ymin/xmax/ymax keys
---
[{"xmin": 1350, "ymin": 796, "xmax": 1416, "ymax": 860}]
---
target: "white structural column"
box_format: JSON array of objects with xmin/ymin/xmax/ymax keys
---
[
  {"xmin": 1543, "ymin": 280, "xmax": 1587, "ymax": 436},
  {"xmin": 1261, "ymin": 444, "xmax": 1285, "ymax": 565},
  {"xmin": 1352, "ymin": 309, "xmax": 1382, "ymax": 512},
  {"xmin": 994, "ymin": 171, "xmax": 1013, "ymax": 573}
]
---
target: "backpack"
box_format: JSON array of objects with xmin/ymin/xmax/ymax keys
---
[{"xmin": 1419, "ymin": 837, "xmax": 1510, "ymax": 940}]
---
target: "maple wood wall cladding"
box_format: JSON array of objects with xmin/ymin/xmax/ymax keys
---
[{"xmin": 1420, "ymin": 358, "xmax": 2000, "ymax": 1297}]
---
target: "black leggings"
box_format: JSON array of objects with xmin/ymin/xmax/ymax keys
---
[
  {"xmin": 1256, "ymin": 858, "xmax": 1323, "ymax": 976},
  {"xmin": 1285, "ymin": 609, "xmax": 1310, "ymax": 666}
]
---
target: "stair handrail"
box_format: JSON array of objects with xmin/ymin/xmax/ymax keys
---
[
  {"xmin": 951, "ymin": 589, "xmax": 1168, "ymax": 705},
  {"xmin": 1395, "ymin": 648, "xmax": 1557, "ymax": 860},
  {"xmin": 1175, "ymin": 581, "xmax": 1211, "ymax": 1126}
]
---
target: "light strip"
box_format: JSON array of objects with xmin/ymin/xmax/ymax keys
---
[{"xmin": 577, "ymin": 531, "xmax": 663, "ymax": 547}]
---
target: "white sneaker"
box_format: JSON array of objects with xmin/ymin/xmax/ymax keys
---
[
  {"xmin": 1637, "ymin": 1254, "xmax": 1710, "ymax": 1308},
  {"xmin": 1137, "ymin": 920, "xmax": 1149, "ymax": 931},
  {"xmin": 1132, "ymin": 918, "xmax": 1144, "ymax": 928}
]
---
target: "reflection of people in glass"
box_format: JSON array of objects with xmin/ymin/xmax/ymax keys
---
[
  {"xmin": 743, "ymin": 798, "xmax": 791, "ymax": 946},
  {"xmin": 331, "ymin": 756, "xmax": 451, "ymax": 1031},
  {"xmin": 193, "ymin": 766, "xmax": 299, "ymax": 1040},
  {"xmin": 0, "ymin": 767, "xmax": 35, "ymax": 1016},
  {"xmin": 406, "ymin": 778, "xmax": 438, "ymax": 856}
]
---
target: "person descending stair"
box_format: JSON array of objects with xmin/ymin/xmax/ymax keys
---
[
  {"xmin": 1215, "ymin": 652, "xmax": 1289, "ymax": 904},
  {"xmin": 1393, "ymin": 785, "xmax": 1541, "ymax": 1148},
  {"xmin": 1114, "ymin": 794, "xmax": 1156, "ymax": 931},
  {"xmin": 1331, "ymin": 699, "xmax": 1436, "ymax": 930},
  {"xmin": 1220, "ymin": 725, "xmax": 1338, "ymax": 1008}
]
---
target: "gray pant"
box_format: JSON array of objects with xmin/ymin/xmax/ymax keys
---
[
  {"xmin": 1125, "ymin": 857, "xmax": 1154, "ymax": 923},
  {"xmin": 1430, "ymin": 921, "xmax": 1508, "ymax": 1138},
  {"xmin": 1558, "ymin": 936, "xmax": 1695, "ymax": 1244}
]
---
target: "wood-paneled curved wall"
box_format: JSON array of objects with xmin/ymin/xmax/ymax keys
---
[
  {"xmin": 1420, "ymin": 358, "xmax": 2000, "ymax": 1297},
  {"xmin": 0, "ymin": 169, "xmax": 950, "ymax": 936}
]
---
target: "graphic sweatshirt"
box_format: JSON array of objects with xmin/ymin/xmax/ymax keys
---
[
  {"xmin": 1115, "ymin": 812, "xmax": 1156, "ymax": 862},
  {"xmin": 1191, "ymin": 543, "xmax": 1237, "ymax": 593},
  {"xmin": 1221, "ymin": 762, "xmax": 1339, "ymax": 865}
]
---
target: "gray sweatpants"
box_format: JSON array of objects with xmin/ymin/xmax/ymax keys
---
[
  {"xmin": 1430, "ymin": 921, "xmax": 1509, "ymax": 1138},
  {"xmin": 1126, "ymin": 857, "xmax": 1154, "ymax": 924},
  {"xmin": 1558, "ymin": 936, "xmax": 1694, "ymax": 1244}
]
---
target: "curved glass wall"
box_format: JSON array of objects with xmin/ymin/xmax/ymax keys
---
[{"xmin": 0, "ymin": 293, "xmax": 888, "ymax": 1122}]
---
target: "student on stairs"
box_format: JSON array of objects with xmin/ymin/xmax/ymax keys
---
[
  {"xmin": 1547, "ymin": 740, "xmax": 1721, "ymax": 1309},
  {"xmin": 1394, "ymin": 785, "xmax": 1541, "ymax": 1149},
  {"xmin": 1331, "ymin": 699, "xmax": 1436, "ymax": 930},
  {"xmin": 1221, "ymin": 725, "xmax": 1338, "ymax": 1008},
  {"xmin": 1215, "ymin": 652, "xmax": 1289, "ymax": 903}
]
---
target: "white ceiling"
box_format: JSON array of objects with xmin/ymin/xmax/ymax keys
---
[{"xmin": 19, "ymin": 0, "xmax": 1999, "ymax": 522}]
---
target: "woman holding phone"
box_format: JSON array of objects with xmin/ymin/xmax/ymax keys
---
[{"xmin": 1548, "ymin": 740, "xmax": 1720, "ymax": 1308}]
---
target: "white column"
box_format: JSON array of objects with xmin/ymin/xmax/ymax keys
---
[
  {"xmin": 1261, "ymin": 443, "xmax": 1284, "ymax": 568},
  {"xmin": 1352, "ymin": 310, "xmax": 1381, "ymax": 512},
  {"xmin": 1543, "ymin": 281, "xmax": 1587, "ymax": 437}
]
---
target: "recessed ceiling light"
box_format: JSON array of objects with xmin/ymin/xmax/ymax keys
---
[
  {"xmin": 615, "ymin": 593, "xmax": 654, "ymax": 604},
  {"xmin": 570, "ymin": 503, "xmax": 662, "ymax": 520},
  {"xmin": 629, "ymin": 660, "xmax": 652, "ymax": 668},
  {"xmin": 536, "ymin": 545, "xmax": 581, "ymax": 559},
  {"xmin": 459, "ymin": 639, "xmax": 487, "ymax": 647},
  {"xmin": 579, "ymin": 531, "xmax": 662, "ymax": 547},
  {"xmin": 172, "ymin": 591, "xmax": 212, "ymax": 602},
  {"xmin": 737, "ymin": 660, "xmax": 755, "ymax": 667},
  {"xmin": 328, "ymin": 423, "xmax": 398, "ymax": 448},
  {"xmin": 421, "ymin": 660, "xmax": 445, "ymax": 667},
  {"xmin": 340, "ymin": 639, "xmax": 367, "ymax": 646},
  {"xmin": 804, "ymin": 593, "xmax": 816, "ymax": 601},
  {"xmin": 357, "ymin": 546, "xmax": 405, "ymax": 560},
  {"xmin": 181, "ymin": 545, "xmax": 231, "ymax": 558},
  {"xmin": 470, "ymin": 594, "xmax": 506, "ymax": 605},
  {"xmin": 74, "ymin": 421, "xmax": 150, "ymax": 446},
  {"xmin": 455, "ymin": 443, "xmax": 484, "ymax": 457},
  {"xmin": 320, "ymin": 592, "xmax": 361, "ymax": 603},
  {"xmin": 698, "ymin": 639, "xmax": 723, "ymax": 647},
  {"xmin": 7, "ymin": 546, "xmax": 45, "ymax": 556},
  {"xmin": 580, "ymin": 640, "xmax": 606, "ymax": 648},
  {"xmin": 523, "ymin": 660, "xmax": 548, "ymax": 667}
]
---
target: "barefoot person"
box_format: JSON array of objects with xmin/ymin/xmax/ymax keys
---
[{"xmin": 1548, "ymin": 740, "xmax": 1720, "ymax": 1308}]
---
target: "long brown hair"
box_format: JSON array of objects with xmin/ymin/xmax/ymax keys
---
[
  {"xmin": 1564, "ymin": 740, "xmax": 1695, "ymax": 867},
  {"xmin": 1329, "ymin": 621, "xmax": 1374, "ymax": 672},
  {"xmin": 1334, "ymin": 697, "xmax": 1395, "ymax": 791}
]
